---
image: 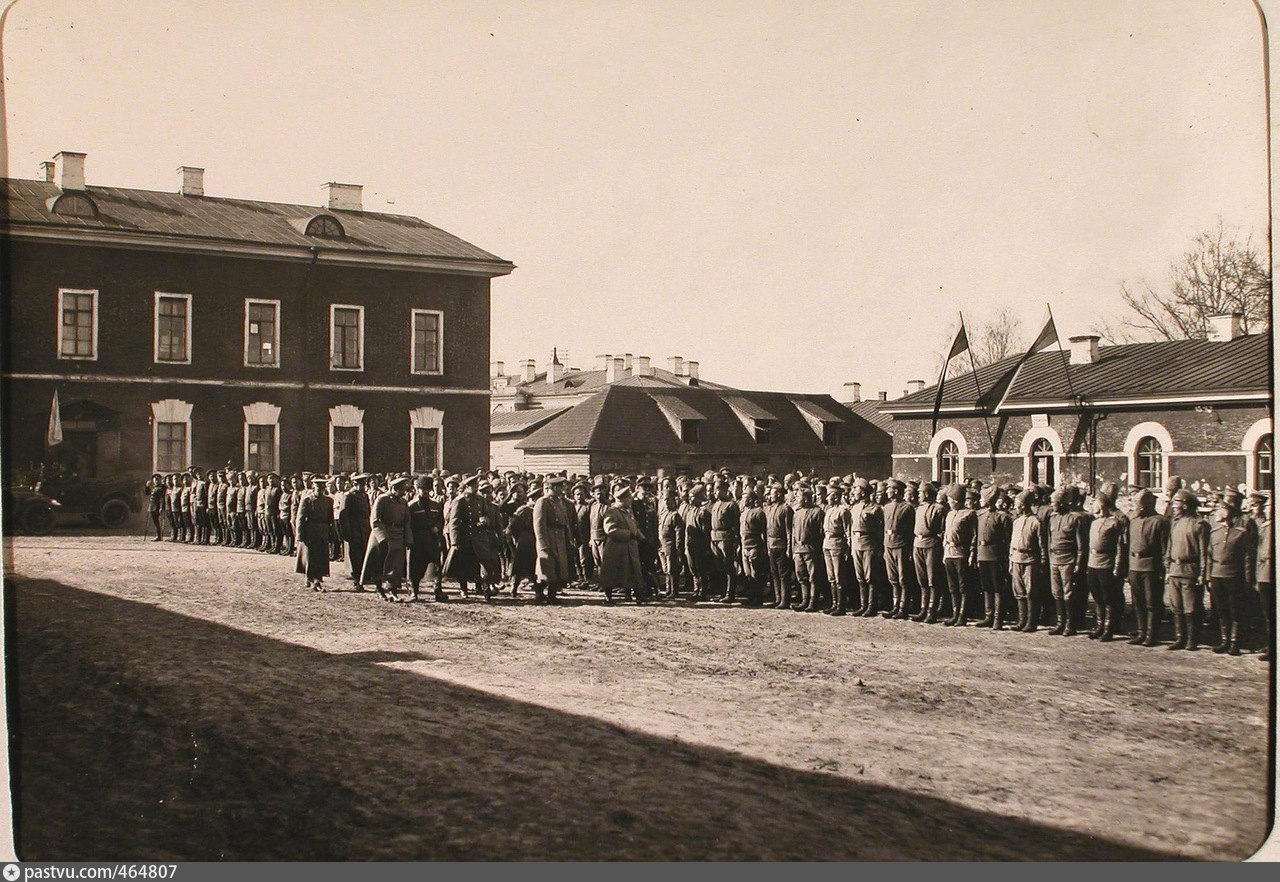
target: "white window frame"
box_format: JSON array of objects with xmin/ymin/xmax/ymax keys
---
[
  {"xmin": 243, "ymin": 298, "xmax": 281, "ymax": 369},
  {"xmin": 243, "ymin": 401, "xmax": 282, "ymax": 473},
  {"xmin": 151, "ymin": 398, "xmax": 194, "ymax": 473},
  {"xmin": 1123, "ymin": 421, "xmax": 1173, "ymax": 490},
  {"xmin": 1019, "ymin": 426, "xmax": 1065, "ymax": 488},
  {"xmin": 408, "ymin": 406, "xmax": 445, "ymax": 472},
  {"xmin": 928, "ymin": 427, "xmax": 968, "ymax": 484},
  {"xmin": 1242, "ymin": 418, "xmax": 1273, "ymax": 495},
  {"xmin": 57, "ymin": 288, "xmax": 99, "ymax": 361},
  {"xmin": 153, "ymin": 291, "xmax": 192, "ymax": 365},
  {"xmin": 410, "ymin": 308, "xmax": 445, "ymax": 376},
  {"xmin": 328, "ymin": 404, "xmax": 365, "ymax": 473},
  {"xmin": 329, "ymin": 304, "xmax": 365, "ymax": 372}
]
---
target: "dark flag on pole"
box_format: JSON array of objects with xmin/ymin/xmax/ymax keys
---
[{"xmin": 931, "ymin": 320, "xmax": 969, "ymax": 436}]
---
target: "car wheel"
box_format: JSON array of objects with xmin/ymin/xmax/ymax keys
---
[
  {"xmin": 99, "ymin": 499, "xmax": 131, "ymax": 529},
  {"xmin": 20, "ymin": 503, "xmax": 55, "ymax": 535}
]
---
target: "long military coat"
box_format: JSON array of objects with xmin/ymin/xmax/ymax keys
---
[
  {"xmin": 533, "ymin": 494, "xmax": 573, "ymax": 583},
  {"xmin": 599, "ymin": 502, "xmax": 644, "ymax": 591}
]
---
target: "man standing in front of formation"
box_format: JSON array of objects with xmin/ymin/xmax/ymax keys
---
[
  {"xmin": 533, "ymin": 475, "xmax": 572, "ymax": 604},
  {"xmin": 295, "ymin": 475, "xmax": 334, "ymax": 592},
  {"xmin": 364, "ymin": 476, "xmax": 414, "ymax": 601}
]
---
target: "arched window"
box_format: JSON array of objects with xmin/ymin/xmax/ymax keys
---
[
  {"xmin": 48, "ymin": 192, "xmax": 98, "ymax": 218},
  {"xmin": 1255, "ymin": 434, "xmax": 1273, "ymax": 493},
  {"xmin": 1030, "ymin": 437, "xmax": 1056, "ymax": 487},
  {"xmin": 1135, "ymin": 437, "xmax": 1163, "ymax": 489},
  {"xmin": 305, "ymin": 214, "xmax": 345, "ymax": 238},
  {"xmin": 937, "ymin": 440, "xmax": 960, "ymax": 486}
]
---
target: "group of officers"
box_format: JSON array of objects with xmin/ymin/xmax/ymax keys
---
[{"xmin": 145, "ymin": 466, "xmax": 1274, "ymax": 661}]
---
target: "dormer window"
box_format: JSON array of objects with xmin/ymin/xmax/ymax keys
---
[
  {"xmin": 47, "ymin": 192, "xmax": 98, "ymax": 218},
  {"xmin": 681, "ymin": 419, "xmax": 701, "ymax": 444},
  {"xmin": 304, "ymin": 214, "xmax": 345, "ymax": 238}
]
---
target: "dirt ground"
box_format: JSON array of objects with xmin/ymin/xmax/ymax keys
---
[{"xmin": 3, "ymin": 533, "xmax": 1274, "ymax": 860}]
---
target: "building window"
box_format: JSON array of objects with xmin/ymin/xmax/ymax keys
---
[
  {"xmin": 938, "ymin": 440, "xmax": 960, "ymax": 486},
  {"xmin": 411, "ymin": 309, "xmax": 443, "ymax": 374},
  {"xmin": 330, "ymin": 305, "xmax": 364, "ymax": 370},
  {"xmin": 332, "ymin": 426, "xmax": 360, "ymax": 473},
  {"xmin": 1030, "ymin": 437, "xmax": 1055, "ymax": 487},
  {"xmin": 245, "ymin": 299, "xmax": 280, "ymax": 367},
  {"xmin": 821, "ymin": 422, "xmax": 841, "ymax": 447},
  {"xmin": 680, "ymin": 419, "xmax": 701, "ymax": 443},
  {"xmin": 58, "ymin": 289, "xmax": 97, "ymax": 360},
  {"xmin": 1135, "ymin": 437, "xmax": 1163, "ymax": 489},
  {"xmin": 413, "ymin": 427, "xmax": 440, "ymax": 472},
  {"xmin": 49, "ymin": 192, "xmax": 98, "ymax": 218},
  {"xmin": 753, "ymin": 421, "xmax": 773, "ymax": 444},
  {"xmin": 1256, "ymin": 435, "xmax": 1273, "ymax": 493},
  {"xmin": 154, "ymin": 293, "xmax": 191, "ymax": 364},
  {"xmin": 304, "ymin": 214, "xmax": 344, "ymax": 238},
  {"xmin": 156, "ymin": 422, "xmax": 187, "ymax": 473},
  {"xmin": 246, "ymin": 424, "xmax": 276, "ymax": 472}
]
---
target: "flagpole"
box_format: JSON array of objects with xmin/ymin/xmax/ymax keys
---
[
  {"xmin": 1047, "ymin": 304, "xmax": 1079, "ymax": 404},
  {"xmin": 960, "ymin": 314, "xmax": 998, "ymax": 473}
]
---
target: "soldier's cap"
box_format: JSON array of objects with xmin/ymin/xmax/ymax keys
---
[
  {"xmin": 966, "ymin": 486, "xmax": 981, "ymax": 500},
  {"xmin": 1173, "ymin": 488, "xmax": 1199, "ymax": 507},
  {"xmin": 351, "ymin": 473, "xmax": 370, "ymax": 482},
  {"xmin": 947, "ymin": 484, "xmax": 966, "ymax": 504},
  {"xmin": 509, "ymin": 481, "xmax": 527, "ymax": 493},
  {"xmin": 853, "ymin": 477, "xmax": 870, "ymax": 491},
  {"xmin": 980, "ymin": 485, "xmax": 999, "ymax": 505},
  {"xmin": 460, "ymin": 474, "xmax": 479, "ymax": 489},
  {"xmin": 546, "ymin": 475, "xmax": 567, "ymax": 486},
  {"xmin": 572, "ymin": 480, "xmax": 589, "ymax": 492},
  {"xmin": 1221, "ymin": 488, "xmax": 1244, "ymax": 509},
  {"xmin": 1163, "ymin": 475, "xmax": 1183, "ymax": 495},
  {"xmin": 636, "ymin": 477, "xmax": 653, "ymax": 488},
  {"xmin": 612, "ymin": 480, "xmax": 633, "ymax": 496},
  {"xmin": 268, "ymin": 472, "xmax": 280, "ymax": 480},
  {"xmin": 444, "ymin": 475, "xmax": 460, "ymax": 485},
  {"xmin": 1097, "ymin": 482, "xmax": 1119, "ymax": 503},
  {"xmin": 591, "ymin": 474, "xmax": 609, "ymax": 489},
  {"xmin": 1050, "ymin": 488, "xmax": 1067, "ymax": 504},
  {"xmin": 1132, "ymin": 488, "xmax": 1155, "ymax": 504},
  {"xmin": 1015, "ymin": 489, "xmax": 1034, "ymax": 507},
  {"xmin": 1249, "ymin": 490, "xmax": 1271, "ymax": 502},
  {"xmin": 886, "ymin": 478, "xmax": 904, "ymax": 491},
  {"xmin": 310, "ymin": 474, "xmax": 329, "ymax": 485},
  {"xmin": 391, "ymin": 476, "xmax": 413, "ymax": 490}
]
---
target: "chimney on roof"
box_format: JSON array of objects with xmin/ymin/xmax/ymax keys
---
[
  {"xmin": 40, "ymin": 161, "xmax": 55, "ymax": 182},
  {"xmin": 595, "ymin": 353, "xmax": 612, "ymax": 372},
  {"xmin": 668, "ymin": 356, "xmax": 685, "ymax": 376},
  {"xmin": 878, "ymin": 391, "xmax": 888, "ymax": 402},
  {"xmin": 606, "ymin": 356, "xmax": 625, "ymax": 384},
  {"xmin": 491, "ymin": 361, "xmax": 505, "ymax": 377},
  {"xmin": 687, "ymin": 361, "xmax": 699, "ymax": 381},
  {"xmin": 843, "ymin": 382, "xmax": 862, "ymax": 402},
  {"xmin": 909, "ymin": 379, "xmax": 926, "ymax": 394},
  {"xmin": 1068, "ymin": 334, "xmax": 1100, "ymax": 365},
  {"xmin": 1207, "ymin": 312, "xmax": 1245, "ymax": 342},
  {"xmin": 635, "ymin": 356, "xmax": 652, "ymax": 377},
  {"xmin": 54, "ymin": 151, "xmax": 86, "ymax": 191},
  {"xmin": 548, "ymin": 350, "xmax": 565, "ymax": 383},
  {"xmin": 522, "ymin": 358, "xmax": 537, "ymax": 383},
  {"xmin": 323, "ymin": 182, "xmax": 363, "ymax": 211},
  {"xmin": 177, "ymin": 166, "xmax": 204, "ymax": 197},
  {"xmin": 623, "ymin": 353, "xmax": 633, "ymax": 371}
]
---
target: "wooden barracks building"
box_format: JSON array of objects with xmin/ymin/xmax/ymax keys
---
[
  {"xmin": 1, "ymin": 151, "xmax": 513, "ymax": 481},
  {"xmin": 880, "ymin": 320, "xmax": 1273, "ymax": 494}
]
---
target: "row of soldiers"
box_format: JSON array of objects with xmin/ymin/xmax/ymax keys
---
[{"xmin": 145, "ymin": 467, "xmax": 1274, "ymax": 660}]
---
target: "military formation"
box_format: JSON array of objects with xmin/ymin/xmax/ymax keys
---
[{"xmin": 143, "ymin": 466, "xmax": 1274, "ymax": 661}]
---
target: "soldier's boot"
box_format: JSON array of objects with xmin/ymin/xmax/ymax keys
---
[
  {"xmin": 881, "ymin": 585, "xmax": 900, "ymax": 619},
  {"xmin": 1128, "ymin": 610, "xmax": 1147, "ymax": 644},
  {"xmin": 434, "ymin": 582, "xmax": 448, "ymax": 602},
  {"xmin": 943, "ymin": 591, "xmax": 959, "ymax": 626},
  {"xmin": 828, "ymin": 584, "xmax": 846, "ymax": 616},
  {"xmin": 1142, "ymin": 611, "xmax": 1159, "ymax": 646},
  {"xmin": 1186, "ymin": 616, "xmax": 1200, "ymax": 651},
  {"xmin": 1012, "ymin": 597, "xmax": 1026, "ymax": 631},
  {"xmin": 1087, "ymin": 601, "xmax": 1105, "ymax": 639},
  {"xmin": 1023, "ymin": 597, "xmax": 1038, "ymax": 633},
  {"xmin": 1166, "ymin": 614, "xmax": 1187, "ymax": 650},
  {"xmin": 802, "ymin": 581, "xmax": 821, "ymax": 612},
  {"xmin": 1049, "ymin": 599, "xmax": 1067, "ymax": 635},
  {"xmin": 1099, "ymin": 607, "xmax": 1116, "ymax": 642},
  {"xmin": 1212, "ymin": 621, "xmax": 1231, "ymax": 654},
  {"xmin": 992, "ymin": 594, "xmax": 1004, "ymax": 631},
  {"xmin": 410, "ymin": 583, "xmax": 421, "ymax": 603},
  {"xmin": 912, "ymin": 587, "xmax": 931, "ymax": 622},
  {"xmin": 547, "ymin": 583, "xmax": 560, "ymax": 604},
  {"xmin": 534, "ymin": 583, "xmax": 546, "ymax": 604},
  {"xmin": 1228, "ymin": 623, "xmax": 1242, "ymax": 656},
  {"xmin": 791, "ymin": 580, "xmax": 807, "ymax": 610},
  {"xmin": 975, "ymin": 593, "xmax": 994, "ymax": 628},
  {"xmin": 1063, "ymin": 599, "xmax": 1079, "ymax": 636}
]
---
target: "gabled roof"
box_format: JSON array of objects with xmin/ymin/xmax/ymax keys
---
[
  {"xmin": 516, "ymin": 384, "xmax": 892, "ymax": 455},
  {"xmin": 841, "ymin": 400, "xmax": 894, "ymax": 433},
  {"xmin": 490, "ymin": 407, "xmax": 570, "ymax": 437},
  {"xmin": 882, "ymin": 334, "xmax": 1272, "ymax": 414},
  {"xmin": 0, "ymin": 178, "xmax": 513, "ymax": 275}
]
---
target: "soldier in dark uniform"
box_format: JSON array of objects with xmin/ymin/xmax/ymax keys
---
[
  {"xmin": 632, "ymin": 478, "xmax": 661, "ymax": 601},
  {"xmin": 408, "ymin": 476, "xmax": 445, "ymax": 602},
  {"xmin": 589, "ymin": 477, "xmax": 611, "ymax": 587},
  {"xmin": 443, "ymin": 474, "xmax": 482, "ymax": 597},
  {"xmin": 791, "ymin": 485, "xmax": 824, "ymax": 612},
  {"xmin": 764, "ymin": 482, "xmax": 794, "ymax": 609},
  {"xmin": 657, "ymin": 480, "xmax": 685, "ymax": 600},
  {"xmin": 295, "ymin": 475, "xmax": 335, "ymax": 591},
  {"xmin": 1164, "ymin": 489, "xmax": 1209, "ymax": 651},
  {"xmin": 709, "ymin": 479, "xmax": 742, "ymax": 603},
  {"xmin": 975, "ymin": 485, "xmax": 1011, "ymax": 629},
  {"xmin": 912, "ymin": 482, "xmax": 946, "ymax": 623},
  {"xmin": 146, "ymin": 474, "xmax": 165, "ymax": 541},
  {"xmin": 363, "ymin": 476, "xmax": 414, "ymax": 601},
  {"xmin": 682, "ymin": 483, "xmax": 713, "ymax": 601},
  {"xmin": 571, "ymin": 481, "xmax": 593, "ymax": 588},
  {"xmin": 277, "ymin": 476, "xmax": 295, "ymax": 556},
  {"xmin": 882, "ymin": 479, "xmax": 915, "ymax": 620},
  {"xmin": 244, "ymin": 474, "xmax": 261, "ymax": 550},
  {"xmin": 1047, "ymin": 488, "xmax": 1088, "ymax": 635},
  {"xmin": 533, "ymin": 475, "xmax": 573, "ymax": 603},
  {"xmin": 1127, "ymin": 488, "xmax": 1168, "ymax": 646},
  {"xmin": 1207, "ymin": 488, "xmax": 1257, "ymax": 655},
  {"xmin": 474, "ymin": 481, "xmax": 505, "ymax": 600},
  {"xmin": 1086, "ymin": 483, "xmax": 1128, "ymax": 641},
  {"xmin": 1248, "ymin": 491, "xmax": 1272, "ymax": 661}
]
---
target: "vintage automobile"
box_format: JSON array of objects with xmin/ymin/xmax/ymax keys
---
[
  {"xmin": 32, "ymin": 473, "xmax": 144, "ymax": 528},
  {"xmin": 2, "ymin": 486, "xmax": 62, "ymax": 535}
]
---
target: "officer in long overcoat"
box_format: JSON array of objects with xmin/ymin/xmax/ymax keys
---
[
  {"xmin": 295, "ymin": 475, "xmax": 335, "ymax": 590},
  {"xmin": 443, "ymin": 474, "xmax": 482, "ymax": 594},
  {"xmin": 362, "ymin": 476, "xmax": 414, "ymax": 600},
  {"xmin": 533, "ymin": 475, "xmax": 573, "ymax": 603},
  {"xmin": 599, "ymin": 482, "xmax": 645, "ymax": 603}
]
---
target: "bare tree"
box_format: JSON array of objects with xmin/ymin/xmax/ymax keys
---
[{"xmin": 1095, "ymin": 221, "xmax": 1270, "ymax": 343}]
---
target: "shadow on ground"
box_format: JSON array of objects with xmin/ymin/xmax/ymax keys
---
[{"xmin": 6, "ymin": 578, "xmax": 1186, "ymax": 861}]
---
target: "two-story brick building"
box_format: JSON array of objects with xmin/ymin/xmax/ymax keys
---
[
  {"xmin": 880, "ymin": 318, "xmax": 1273, "ymax": 494},
  {"xmin": 1, "ymin": 152, "xmax": 513, "ymax": 481}
]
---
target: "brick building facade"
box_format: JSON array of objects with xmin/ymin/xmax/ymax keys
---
[
  {"xmin": 2, "ymin": 152, "xmax": 512, "ymax": 482},
  {"xmin": 881, "ymin": 326, "xmax": 1273, "ymax": 493}
]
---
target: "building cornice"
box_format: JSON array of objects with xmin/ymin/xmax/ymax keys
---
[
  {"xmin": 886, "ymin": 390, "xmax": 1271, "ymax": 417},
  {"xmin": 3, "ymin": 372, "xmax": 491, "ymax": 396},
  {"xmin": 0, "ymin": 224, "xmax": 516, "ymax": 278}
]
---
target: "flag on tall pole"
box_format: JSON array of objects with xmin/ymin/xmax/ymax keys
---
[
  {"xmin": 46, "ymin": 389, "xmax": 63, "ymax": 447},
  {"xmin": 992, "ymin": 306, "xmax": 1063, "ymax": 414},
  {"xmin": 931, "ymin": 319, "xmax": 970, "ymax": 436}
]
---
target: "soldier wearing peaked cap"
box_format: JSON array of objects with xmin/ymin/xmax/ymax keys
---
[
  {"xmin": 912, "ymin": 482, "xmax": 946, "ymax": 623},
  {"xmin": 1127, "ymin": 488, "xmax": 1168, "ymax": 646},
  {"xmin": 941, "ymin": 483, "xmax": 977, "ymax": 626},
  {"xmin": 1046, "ymin": 487, "xmax": 1089, "ymax": 636},
  {"xmin": 407, "ymin": 476, "xmax": 446, "ymax": 602},
  {"xmin": 361, "ymin": 476, "xmax": 414, "ymax": 601},
  {"xmin": 295, "ymin": 475, "xmax": 334, "ymax": 591},
  {"xmin": 882, "ymin": 479, "xmax": 916, "ymax": 620},
  {"xmin": 974, "ymin": 484, "xmax": 1011, "ymax": 629},
  {"xmin": 1086, "ymin": 482, "xmax": 1128, "ymax": 641},
  {"xmin": 1164, "ymin": 489, "xmax": 1209, "ymax": 650},
  {"xmin": 533, "ymin": 474, "xmax": 573, "ymax": 603},
  {"xmin": 1207, "ymin": 487, "xmax": 1257, "ymax": 655},
  {"xmin": 850, "ymin": 477, "xmax": 884, "ymax": 616},
  {"xmin": 1247, "ymin": 491, "xmax": 1273, "ymax": 661},
  {"xmin": 1009, "ymin": 488, "xmax": 1048, "ymax": 632}
]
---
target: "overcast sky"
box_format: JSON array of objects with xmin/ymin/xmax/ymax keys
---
[{"xmin": 2, "ymin": 0, "xmax": 1269, "ymax": 399}]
